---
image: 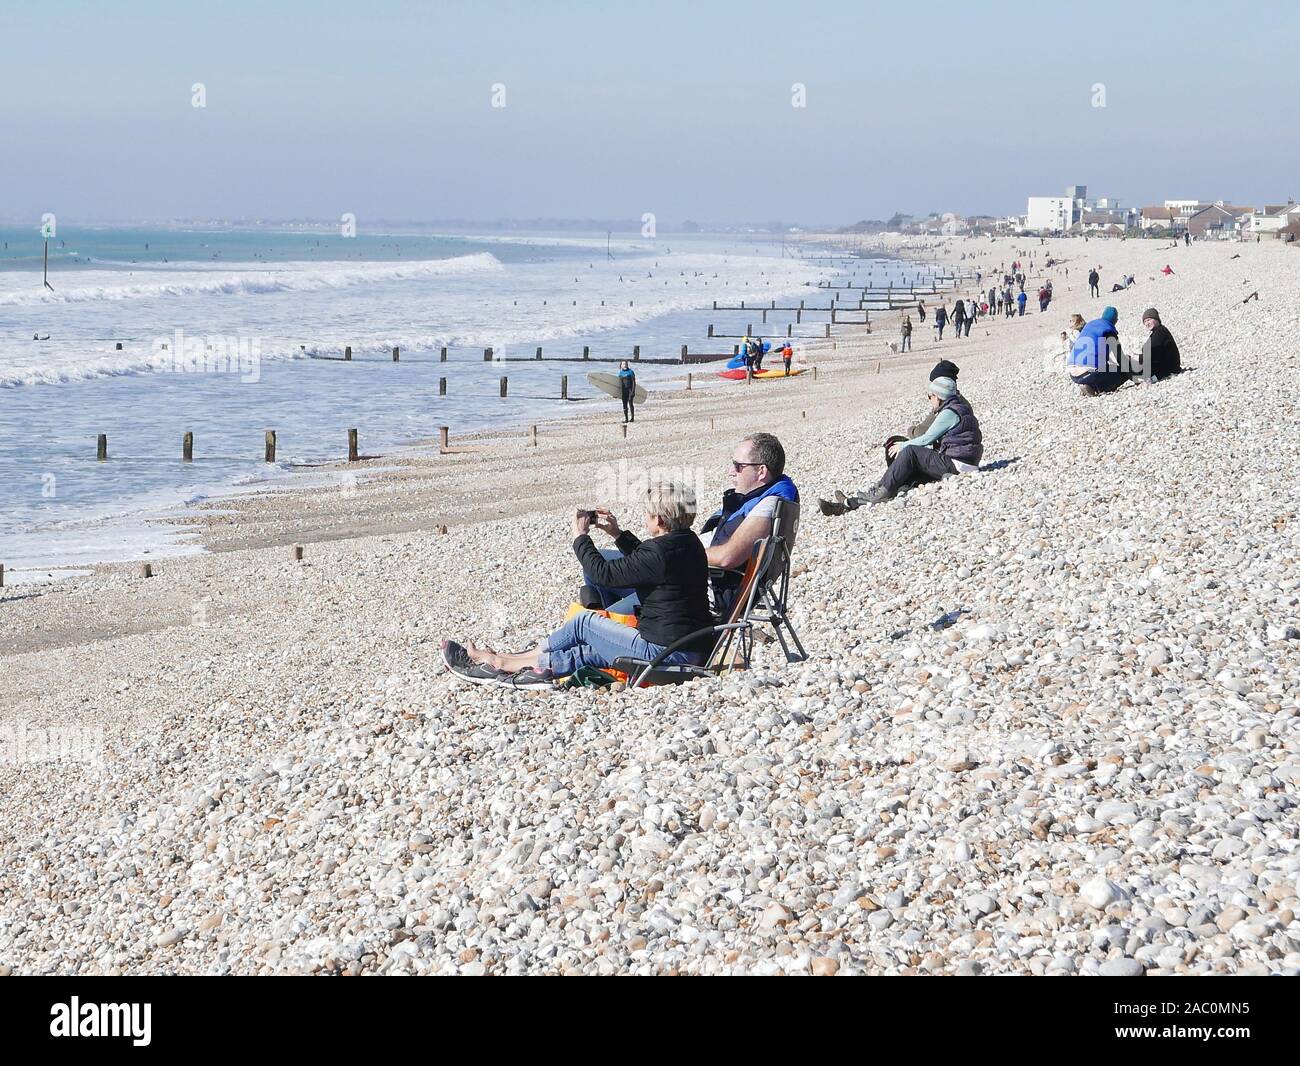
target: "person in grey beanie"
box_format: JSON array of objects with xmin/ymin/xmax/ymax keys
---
[
  {"xmin": 818, "ymin": 374, "xmax": 984, "ymax": 514},
  {"xmin": 1138, "ymin": 308, "xmax": 1182, "ymax": 380}
]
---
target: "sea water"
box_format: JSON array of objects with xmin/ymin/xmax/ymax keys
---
[{"xmin": 0, "ymin": 226, "xmax": 914, "ymax": 580}]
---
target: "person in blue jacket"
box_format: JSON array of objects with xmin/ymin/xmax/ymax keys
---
[
  {"xmin": 1069, "ymin": 306, "xmax": 1130, "ymax": 395},
  {"xmin": 1016, "ymin": 289, "xmax": 1028, "ymax": 316}
]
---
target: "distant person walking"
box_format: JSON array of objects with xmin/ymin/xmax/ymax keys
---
[
  {"xmin": 1088, "ymin": 267, "xmax": 1100, "ymax": 298},
  {"xmin": 933, "ymin": 304, "xmax": 948, "ymax": 340},
  {"xmin": 900, "ymin": 315, "xmax": 913, "ymax": 352},
  {"xmin": 618, "ymin": 360, "xmax": 637, "ymax": 423},
  {"xmin": 951, "ymin": 299, "xmax": 966, "ymax": 338},
  {"xmin": 917, "ymin": 300, "xmax": 926, "ymax": 323},
  {"xmin": 1016, "ymin": 289, "xmax": 1028, "ymax": 316}
]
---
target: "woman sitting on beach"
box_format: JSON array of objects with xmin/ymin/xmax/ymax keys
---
[
  {"xmin": 441, "ymin": 482, "xmax": 714, "ymax": 688},
  {"xmin": 818, "ymin": 366, "xmax": 980, "ymax": 514},
  {"xmin": 1065, "ymin": 313, "xmax": 1085, "ymax": 353}
]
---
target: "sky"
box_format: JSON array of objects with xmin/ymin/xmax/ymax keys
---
[{"xmin": 2, "ymin": 0, "xmax": 1298, "ymax": 227}]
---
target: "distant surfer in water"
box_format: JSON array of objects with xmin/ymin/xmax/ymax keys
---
[{"xmin": 618, "ymin": 360, "xmax": 636, "ymax": 423}]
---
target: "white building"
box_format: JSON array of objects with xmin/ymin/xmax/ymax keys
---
[
  {"xmin": 1026, "ymin": 196, "xmax": 1071, "ymax": 232},
  {"xmin": 1247, "ymin": 202, "xmax": 1299, "ymax": 238}
]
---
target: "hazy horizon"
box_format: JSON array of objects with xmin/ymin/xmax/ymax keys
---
[{"xmin": 3, "ymin": 0, "xmax": 1298, "ymax": 227}]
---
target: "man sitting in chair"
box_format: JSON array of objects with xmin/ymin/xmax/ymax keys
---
[{"xmin": 699, "ymin": 433, "xmax": 799, "ymax": 615}]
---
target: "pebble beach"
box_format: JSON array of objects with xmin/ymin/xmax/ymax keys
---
[{"xmin": 2, "ymin": 235, "xmax": 1297, "ymax": 975}]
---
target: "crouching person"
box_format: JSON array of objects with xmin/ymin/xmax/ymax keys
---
[
  {"xmin": 1068, "ymin": 306, "xmax": 1130, "ymax": 395},
  {"xmin": 442, "ymin": 482, "xmax": 715, "ymax": 688}
]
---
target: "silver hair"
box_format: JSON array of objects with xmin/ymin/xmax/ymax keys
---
[{"xmin": 645, "ymin": 481, "xmax": 697, "ymax": 532}]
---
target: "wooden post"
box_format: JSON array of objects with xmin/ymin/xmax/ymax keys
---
[
  {"xmin": 348, "ymin": 428, "xmax": 359, "ymax": 462},
  {"xmin": 291, "ymin": 545, "xmax": 304, "ymax": 562},
  {"xmin": 439, "ymin": 377, "xmax": 447, "ymax": 395},
  {"xmin": 392, "ymin": 346, "xmax": 400, "ymax": 362},
  {"xmin": 621, "ymin": 424, "xmax": 627, "ymax": 439},
  {"xmin": 812, "ymin": 366, "xmax": 818, "ymax": 380},
  {"xmin": 877, "ymin": 360, "xmax": 882, "ymax": 374},
  {"xmin": 344, "ymin": 345, "xmax": 352, "ymax": 361},
  {"xmin": 138, "ymin": 563, "xmax": 152, "ymax": 579},
  {"xmin": 439, "ymin": 426, "xmax": 449, "ymax": 452},
  {"xmin": 499, "ymin": 376, "xmax": 508, "ymax": 397},
  {"xmin": 115, "ymin": 342, "xmax": 123, "ymax": 350},
  {"xmin": 561, "ymin": 374, "xmax": 568, "ymax": 399},
  {"xmin": 747, "ymin": 322, "xmax": 753, "ymax": 335},
  {"xmin": 484, "ymin": 347, "xmax": 493, "ymax": 361},
  {"xmin": 182, "ymin": 432, "xmax": 193, "ymax": 462},
  {"xmin": 536, "ymin": 346, "xmax": 543, "ymax": 359},
  {"xmin": 440, "ymin": 347, "xmax": 447, "ymax": 362},
  {"xmin": 681, "ymin": 345, "xmax": 688, "ymax": 360},
  {"xmin": 686, "ymin": 373, "xmax": 692, "ymax": 390},
  {"xmin": 707, "ymin": 324, "xmax": 714, "ymax": 337},
  {"xmin": 529, "ymin": 425, "xmax": 537, "ymax": 447},
  {"xmin": 265, "ymin": 430, "xmax": 277, "ymax": 463},
  {"xmin": 0, "ymin": 563, "xmax": 4, "ymax": 588},
  {"xmin": 583, "ymin": 346, "xmax": 590, "ymax": 360},
  {"xmin": 97, "ymin": 434, "xmax": 108, "ymax": 461},
  {"xmin": 787, "ymin": 324, "xmax": 792, "ymax": 337},
  {"xmin": 633, "ymin": 345, "xmax": 640, "ymax": 361},
  {"xmin": 825, "ymin": 324, "xmax": 831, "ymax": 337}
]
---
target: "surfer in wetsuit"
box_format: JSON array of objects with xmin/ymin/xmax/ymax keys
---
[{"xmin": 618, "ymin": 360, "xmax": 636, "ymax": 423}]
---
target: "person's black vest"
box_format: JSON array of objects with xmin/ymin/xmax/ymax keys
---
[{"xmin": 936, "ymin": 393, "xmax": 983, "ymax": 466}]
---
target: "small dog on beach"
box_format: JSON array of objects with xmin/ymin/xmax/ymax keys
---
[{"xmin": 886, "ymin": 342, "xmax": 899, "ymax": 355}]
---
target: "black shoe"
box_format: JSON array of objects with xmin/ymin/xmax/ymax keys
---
[
  {"xmin": 818, "ymin": 497, "xmax": 847, "ymax": 517},
  {"xmin": 504, "ymin": 668, "xmax": 555, "ymax": 690},
  {"xmin": 442, "ymin": 640, "xmax": 509, "ymax": 686}
]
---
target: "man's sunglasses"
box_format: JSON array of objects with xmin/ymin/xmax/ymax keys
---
[{"xmin": 730, "ymin": 460, "xmax": 763, "ymax": 472}]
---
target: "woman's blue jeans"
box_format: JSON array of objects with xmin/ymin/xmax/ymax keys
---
[{"xmin": 538, "ymin": 610, "xmax": 704, "ymax": 675}]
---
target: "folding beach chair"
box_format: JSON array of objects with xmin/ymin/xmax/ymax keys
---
[{"xmin": 614, "ymin": 499, "xmax": 807, "ymax": 688}]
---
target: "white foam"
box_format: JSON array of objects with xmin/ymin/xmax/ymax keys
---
[{"xmin": 0, "ymin": 252, "xmax": 503, "ymax": 308}]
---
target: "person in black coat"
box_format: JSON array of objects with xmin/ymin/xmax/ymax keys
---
[
  {"xmin": 1139, "ymin": 308, "xmax": 1182, "ymax": 380},
  {"xmin": 442, "ymin": 482, "xmax": 714, "ymax": 685}
]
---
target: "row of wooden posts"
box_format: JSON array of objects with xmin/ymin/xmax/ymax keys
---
[
  {"xmin": 85, "ymin": 362, "xmax": 821, "ymax": 464},
  {"xmin": 343, "ymin": 343, "xmax": 705, "ymax": 363}
]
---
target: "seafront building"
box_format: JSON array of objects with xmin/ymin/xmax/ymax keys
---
[{"xmin": 1018, "ymin": 184, "xmax": 1297, "ymax": 240}]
